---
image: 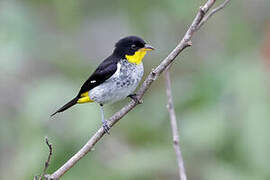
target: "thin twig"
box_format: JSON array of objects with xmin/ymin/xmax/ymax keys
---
[
  {"xmin": 39, "ymin": 137, "xmax": 53, "ymax": 180},
  {"xmin": 46, "ymin": 0, "xmax": 230, "ymax": 179},
  {"xmin": 165, "ymin": 68, "xmax": 187, "ymax": 180},
  {"xmin": 164, "ymin": 1, "xmax": 230, "ymax": 179},
  {"xmin": 197, "ymin": 0, "xmax": 230, "ymax": 29}
]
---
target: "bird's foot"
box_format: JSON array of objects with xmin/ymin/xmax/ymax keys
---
[
  {"xmin": 102, "ymin": 120, "xmax": 110, "ymax": 134},
  {"xmin": 128, "ymin": 94, "xmax": 143, "ymax": 104}
]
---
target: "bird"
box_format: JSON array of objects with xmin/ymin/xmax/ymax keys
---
[{"xmin": 51, "ymin": 36, "xmax": 154, "ymax": 133}]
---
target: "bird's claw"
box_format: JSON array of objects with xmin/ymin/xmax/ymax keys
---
[
  {"xmin": 102, "ymin": 120, "xmax": 110, "ymax": 134},
  {"xmin": 128, "ymin": 94, "xmax": 143, "ymax": 104}
]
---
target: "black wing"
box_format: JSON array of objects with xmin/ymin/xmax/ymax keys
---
[
  {"xmin": 78, "ymin": 55, "xmax": 118, "ymax": 96},
  {"xmin": 51, "ymin": 55, "xmax": 118, "ymax": 117}
]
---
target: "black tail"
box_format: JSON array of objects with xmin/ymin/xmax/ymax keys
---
[{"xmin": 51, "ymin": 97, "xmax": 79, "ymax": 117}]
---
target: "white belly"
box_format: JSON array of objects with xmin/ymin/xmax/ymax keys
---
[{"xmin": 89, "ymin": 60, "xmax": 144, "ymax": 105}]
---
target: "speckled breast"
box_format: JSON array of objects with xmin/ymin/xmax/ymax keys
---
[{"xmin": 89, "ymin": 59, "xmax": 144, "ymax": 104}]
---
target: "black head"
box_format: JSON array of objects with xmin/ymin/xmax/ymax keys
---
[{"xmin": 113, "ymin": 36, "xmax": 154, "ymax": 58}]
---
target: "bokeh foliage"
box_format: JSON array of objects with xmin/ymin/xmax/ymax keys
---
[{"xmin": 1, "ymin": 0, "xmax": 270, "ymax": 179}]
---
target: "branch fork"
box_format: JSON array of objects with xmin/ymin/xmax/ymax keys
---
[{"xmin": 37, "ymin": 0, "xmax": 230, "ymax": 179}]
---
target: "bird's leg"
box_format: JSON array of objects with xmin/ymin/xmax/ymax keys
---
[
  {"xmin": 100, "ymin": 104, "xmax": 110, "ymax": 134},
  {"xmin": 128, "ymin": 94, "xmax": 143, "ymax": 104}
]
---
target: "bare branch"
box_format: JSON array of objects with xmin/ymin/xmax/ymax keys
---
[
  {"xmin": 197, "ymin": 0, "xmax": 230, "ymax": 29},
  {"xmin": 39, "ymin": 137, "xmax": 53, "ymax": 180},
  {"xmin": 46, "ymin": 0, "xmax": 230, "ymax": 179},
  {"xmin": 164, "ymin": 1, "xmax": 230, "ymax": 179},
  {"xmin": 165, "ymin": 69, "xmax": 187, "ymax": 180}
]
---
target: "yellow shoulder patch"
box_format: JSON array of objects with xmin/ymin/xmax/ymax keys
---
[{"xmin": 77, "ymin": 92, "xmax": 94, "ymax": 103}]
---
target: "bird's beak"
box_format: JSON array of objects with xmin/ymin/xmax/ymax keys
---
[{"xmin": 141, "ymin": 44, "xmax": 154, "ymax": 51}]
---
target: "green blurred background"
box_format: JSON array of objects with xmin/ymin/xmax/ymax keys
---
[{"xmin": 1, "ymin": 0, "xmax": 270, "ymax": 179}]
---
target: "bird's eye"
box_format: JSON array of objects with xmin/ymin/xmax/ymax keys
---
[{"xmin": 131, "ymin": 44, "xmax": 136, "ymax": 49}]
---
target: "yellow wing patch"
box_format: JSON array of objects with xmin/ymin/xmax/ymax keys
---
[{"xmin": 77, "ymin": 92, "xmax": 94, "ymax": 103}]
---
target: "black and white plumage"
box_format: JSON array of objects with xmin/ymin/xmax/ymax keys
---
[
  {"xmin": 78, "ymin": 54, "xmax": 119, "ymax": 96},
  {"xmin": 89, "ymin": 58, "xmax": 144, "ymax": 104},
  {"xmin": 51, "ymin": 36, "xmax": 154, "ymax": 133}
]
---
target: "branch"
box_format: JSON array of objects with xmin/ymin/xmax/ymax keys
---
[
  {"xmin": 164, "ymin": 1, "xmax": 230, "ymax": 180},
  {"xmin": 47, "ymin": 0, "xmax": 230, "ymax": 179},
  {"xmin": 197, "ymin": 0, "xmax": 230, "ymax": 29},
  {"xmin": 35, "ymin": 137, "xmax": 53, "ymax": 180},
  {"xmin": 165, "ymin": 68, "xmax": 187, "ymax": 180}
]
